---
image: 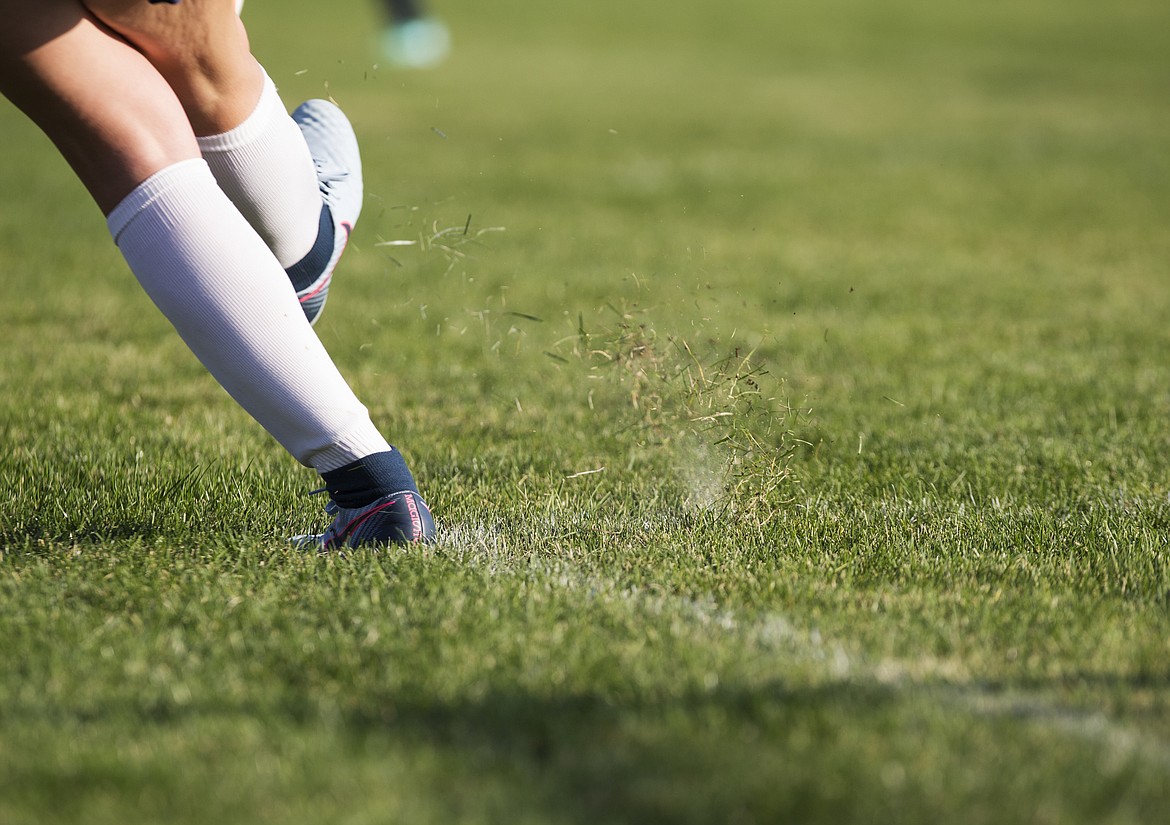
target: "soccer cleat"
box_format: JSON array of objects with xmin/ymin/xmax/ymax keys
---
[
  {"xmin": 290, "ymin": 99, "xmax": 363, "ymax": 324},
  {"xmin": 294, "ymin": 490, "xmax": 436, "ymax": 550}
]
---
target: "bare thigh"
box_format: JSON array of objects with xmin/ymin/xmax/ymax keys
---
[
  {"xmin": 0, "ymin": 0, "xmax": 198, "ymax": 213},
  {"xmin": 82, "ymin": 0, "xmax": 262, "ymax": 135}
]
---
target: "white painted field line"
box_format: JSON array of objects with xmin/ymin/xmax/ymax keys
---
[{"xmin": 436, "ymin": 517, "xmax": 1170, "ymax": 773}]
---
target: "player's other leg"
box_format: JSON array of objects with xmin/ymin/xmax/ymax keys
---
[
  {"xmin": 194, "ymin": 76, "xmax": 359, "ymax": 326},
  {"xmin": 0, "ymin": 0, "xmax": 434, "ymax": 545},
  {"xmin": 89, "ymin": 0, "xmax": 350, "ymax": 324}
]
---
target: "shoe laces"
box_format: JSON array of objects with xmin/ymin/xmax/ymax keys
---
[
  {"xmin": 314, "ymin": 162, "xmax": 350, "ymax": 204},
  {"xmin": 307, "ymin": 486, "xmax": 340, "ymax": 515}
]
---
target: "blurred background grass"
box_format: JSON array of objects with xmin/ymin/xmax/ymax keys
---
[{"xmin": 250, "ymin": 0, "xmax": 1170, "ymax": 505}]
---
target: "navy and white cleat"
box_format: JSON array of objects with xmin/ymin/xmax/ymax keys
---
[
  {"xmin": 293, "ymin": 490, "xmax": 436, "ymax": 551},
  {"xmin": 290, "ymin": 99, "xmax": 363, "ymax": 324}
]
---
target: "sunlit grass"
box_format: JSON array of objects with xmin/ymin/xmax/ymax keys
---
[{"xmin": 2, "ymin": 1, "xmax": 1169, "ymax": 823}]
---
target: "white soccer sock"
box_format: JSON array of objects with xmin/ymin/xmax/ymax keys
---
[
  {"xmin": 107, "ymin": 159, "xmax": 391, "ymax": 472},
  {"xmin": 196, "ymin": 70, "xmax": 321, "ymax": 268}
]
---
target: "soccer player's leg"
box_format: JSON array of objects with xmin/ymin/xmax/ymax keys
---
[{"xmin": 0, "ymin": 0, "xmax": 435, "ymax": 546}]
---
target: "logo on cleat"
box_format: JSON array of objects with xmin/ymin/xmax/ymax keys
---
[{"xmin": 405, "ymin": 494, "xmax": 423, "ymax": 541}]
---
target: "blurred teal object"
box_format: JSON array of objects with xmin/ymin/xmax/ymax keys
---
[{"xmin": 382, "ymin": 16, "xmax": 450, "ymax": 69}]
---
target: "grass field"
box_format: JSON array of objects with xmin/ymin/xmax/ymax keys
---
[{"xmin": 3, "ymin": 0, "xmax": 1170, "ymax": 822}]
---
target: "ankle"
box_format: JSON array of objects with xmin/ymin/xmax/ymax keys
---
[{"xmin": 320, "ymin": 449, "xmax": 420, "ymax": 508}]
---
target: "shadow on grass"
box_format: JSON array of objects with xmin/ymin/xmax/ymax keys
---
[
  {"xmin": 328, "ymin": 674, "xmax": 1169, "ymax": 825},
  {"xmin": 340, "ymin": 681, "xmax": 898, "ymax": 825},
  {"xmin": 5, "ymin": 673, "xmax": 1168, "ymax": 824}
]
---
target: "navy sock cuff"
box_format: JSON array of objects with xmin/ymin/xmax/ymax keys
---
[
  {"xmin": 321, "ymin": 449, "xmax": 419, "ymax": 508},
  {"xmin": 285, "ymin": 204, "xmax": 335, "ymax": 293}
]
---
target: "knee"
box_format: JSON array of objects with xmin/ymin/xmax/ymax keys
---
[{"xmin": 83, "ymin": 0, "xmax": 260, "ymax": 134}]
